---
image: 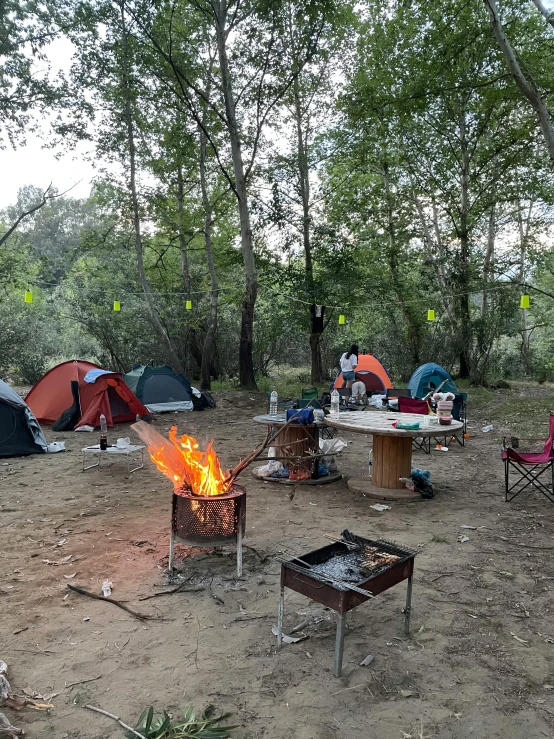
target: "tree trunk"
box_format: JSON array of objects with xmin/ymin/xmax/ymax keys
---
[
  {"xmin": 458, "ymin": 105, "xmax": 472, "ymax": 379},
  {"xmin": 119, "ymin": 1, "xmax": 186, "ymax": 377},
  {"xmin": 383, "ymin": 162, "xmax": 421, "ymax": 366},
  {"xmin": 177, "ymin": 164, "xmax": 191, "ymax": 295},
  {"xmin": 309, "ymin": 332, "xmax": 323, "ymax": 384},
  {"xmin": 481, "ymin": 202, "xmax": 495, "ymax": 320},
  {"xmin": 290, "ymin": 51, "xmax": 324, "ymax": 384},
  {"xmin": 517, "ymin": 200, "xmax": 534, "ymax": 373},
  {"xmin": 412, "ymin": 188, "xmax": 456, "ymax": 325},
  {"xmin": 199, "ymin": 126, "xmax": 219, "ymax": 391},
  {"xmin": 214, "ymin": 0, "xmax": 257, "ymax": 389},
  {"xmin": 484, "ymin": 0, "xmax": 554, "ymax": 169}
]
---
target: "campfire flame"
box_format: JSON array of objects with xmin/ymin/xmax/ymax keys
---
[{"xmin": 149, "ymin": 426, "xmax": 229, "ymax": 497}]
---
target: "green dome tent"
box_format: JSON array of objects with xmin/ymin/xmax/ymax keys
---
[{"xmin": 123, "ymin": 365, "xmax": 194, "ymax": 413}]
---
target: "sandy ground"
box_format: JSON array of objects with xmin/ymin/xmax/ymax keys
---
[{"xmin": 2, "ymin": 388, "xmax": 554, "ymax": 739}]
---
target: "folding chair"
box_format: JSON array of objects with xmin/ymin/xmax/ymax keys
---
[
  {"xmin": 384, "ymin": 388, "xmax": 411, "ymax": 409},
  {"xmin": 337, "ymin": 388, "xmax": 352, "ymax": 404},
  {"xmin": 398, "ymin": 396, "xmax": 430, "ymax": 454},
  {"xmin": 502, "ymin": 414, "xmax": 554, "ymax": 502}
]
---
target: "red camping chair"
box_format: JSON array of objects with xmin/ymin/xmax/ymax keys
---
[
  {"xmin": 398, "ymin": 397, "xmax": 430, "ymax": 454},
  {"xmin": 502, "ymin": 414, "xmax": 554, "ymax": 502}
]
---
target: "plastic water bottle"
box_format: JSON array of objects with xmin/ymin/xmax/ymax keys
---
[
  {"xmin": 330, "ymin": 389, "xmax": 340, "ymax": 419},
  {"xmin": 99, "ymin": 413, "xmax": 108, "ymax": 450},
  {"xmin": 135, "ymin": 413, "xmax": 140, "ymax": 423},
  {"xmin": 270, "ymin": 390, "xmax": 278, "ymax": 417},
  {"xmin": 368, "ymin": 448, "xmax": 373, "ymax": 477}
]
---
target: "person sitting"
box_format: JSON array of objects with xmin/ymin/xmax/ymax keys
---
[{"xmin": 351, "ymin": 379, "xmax": 368, "ymax": 405}]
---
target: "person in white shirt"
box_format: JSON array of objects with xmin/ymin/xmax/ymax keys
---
[{"xmin": 339, "ymin": 344, "xmax": 359, "ymax": 388}]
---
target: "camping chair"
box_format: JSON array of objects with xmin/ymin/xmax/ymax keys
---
[
  {"xmin": 502, "ymin": 414, "xmax": 554, "ymax": 502},
  {"xmin": 296, "ymin": 398, "xmax": 322, "ymax": 410},
  {"xmin": 302, "ymin": 387, "xmax": 319, "ymax": 400},
  {"xmin": 384, "ymin": 388, "xmax": 411, "ymax": 409},
  {"xmin": 398, "ymin": 396, "xmax": 431, "ymax": 454}
]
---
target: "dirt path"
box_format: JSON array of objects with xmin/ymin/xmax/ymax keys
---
[{"xmin": 1, "ymin": 388, "xmax": 554, "ymax": 738}]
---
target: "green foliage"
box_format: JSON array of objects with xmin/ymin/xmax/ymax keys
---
[{"xmin": 125, "ymin": 705, "xmax": 237, "ymax": 739}]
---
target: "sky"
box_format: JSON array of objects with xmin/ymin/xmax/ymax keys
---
[{"xmin": 0, "ymin": 36, "xmax": 97, "ymax": 209}]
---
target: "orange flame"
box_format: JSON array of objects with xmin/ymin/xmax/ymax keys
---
[{"xmin": 149, "ymin": 426, "xmax": 229, "ymax": 496}]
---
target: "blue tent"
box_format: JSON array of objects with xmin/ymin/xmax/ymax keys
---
[{"xmin": 408, "ymin": 363, "xmax": 457, "ymax": 399}]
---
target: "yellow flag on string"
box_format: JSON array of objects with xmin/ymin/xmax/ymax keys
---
[
  {"xmin": 113, "ymin": 301, "xmax": 121, "ymax": 312},
  {"xmin": 338, "ymin": 314, "xmax": 345, "ymax": 325},
  {"xmin": 186, "ymin": 300, "xmax": 192, "ymax": 310},
  {"xmin": 24, "ymin": 291, "xmax": 33, "ymax": 304},
  {"xmin": 427, "ymin": 309, "xmax": 435, "ymax": 321},
  {"xmin": 520, "ymin": 295, "xmax": 530, "ymax": 309}
]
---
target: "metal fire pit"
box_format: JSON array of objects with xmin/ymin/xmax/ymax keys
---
[
  {"xmin": 277, "ymin": 531, "xmax": 417, "ymax": 677},
  {"xmin": 169, "ymin": 484, "xmax": 246, "ymax": 576}
]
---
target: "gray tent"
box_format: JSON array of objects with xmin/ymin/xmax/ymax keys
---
[{"xmin": 0, "ymin": 380, "xmax": 48, "ymax": 458}]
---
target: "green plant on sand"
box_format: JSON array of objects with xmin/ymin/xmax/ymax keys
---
[{"xmin": 125, "ymin": 705, "xmax": 237, "ymax": 739}]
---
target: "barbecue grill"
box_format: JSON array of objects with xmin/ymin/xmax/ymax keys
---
[
  {"xmin": 276, "ymin": 531, "xmax": 417, "ymax": 677},
  {"xmin": 169, "ymin": 484, "xmax": 246, "ymax": 576}
]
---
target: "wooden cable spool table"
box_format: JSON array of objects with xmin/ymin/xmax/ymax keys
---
[
  {"xmin": 252, "ymin": 413, "xmax": 341, "ymax": 485},
  {"xmin": 325, "ymin": 411, "xmax": 463, "ymax": 501}
]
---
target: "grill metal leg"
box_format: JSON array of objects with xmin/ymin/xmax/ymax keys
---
[
  {"xmin": 405, "ymin": 575, "xmax": 413, "ymax": 635},
  {"xmin": 236, "ymin": 526, "xmax": 243, "ymax": 577},
  {"xmin": 168, "ymin": 530, "xmax": 175, "ymax": 574},
  {"xmin": 333, "ymin": 612, "xmax": 347, "ymax": 678},
  {"xmin": 277, "ymin": 587, "xmax": 284, "ymax": 649}
]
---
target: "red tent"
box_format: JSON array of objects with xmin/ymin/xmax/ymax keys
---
[{"xmin": 26, "ymin": 360, "xmax": 150, "ymax": 429}]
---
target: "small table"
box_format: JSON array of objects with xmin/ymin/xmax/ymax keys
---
[
  {"xmin": 252, "ymin": 414, "xmax": 341, "ymax": 485},
  {"xmin": 82, "ymin": 444, "xmax": 145, "ymax": 473},
  {"xmin": 325, "ymin": 411, "xmax": 463, "ymax": 500}
]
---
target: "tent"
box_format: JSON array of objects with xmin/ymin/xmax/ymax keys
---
[
  {"xmin": 332, "ymin": 354, "xmax": 393, "ymax": 393},
  {"xmin": 26, "ymin": 361, "xmax": 151, "ymax": 430},
  {"xmin": 123, "ymin": 365, "xmax": 194, "ymax": 413},
  {"xmin": 0, "ymin": 379, "xmax": 47, "ymax": 458},
  {"xmin": 408, "ymin": 362, "xmax": 457, "ymax": 399}
]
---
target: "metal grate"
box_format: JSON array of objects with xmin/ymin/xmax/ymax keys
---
[
  {"xmin": 288, "ymin": 532, "xmax": 416, "ymax": 587},
  {"xmin": 172, "ymin": 485, "xmax": 246, "ymax": 547}
]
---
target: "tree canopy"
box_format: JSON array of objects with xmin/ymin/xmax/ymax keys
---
[{"xmin": 2, "ymin": 0, "xmax": 554, "ymax": 388}]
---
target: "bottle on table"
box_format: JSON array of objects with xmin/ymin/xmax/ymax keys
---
[
  {"xmin": 269, "ymin": 390, "xmax": 278, "ymax": 417},
  {"xmin": 99, "ymin": 413, "xmax": 108, "ymax": 450},
  {"xmin": 330, "ymin": 389, "xmax": 340, "ymax": 419}
]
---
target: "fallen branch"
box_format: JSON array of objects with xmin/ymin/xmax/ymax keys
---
[
  {"xmin": 84, "ymin": 704, "xmax": 146, "ymax": 739},
  {"xmin": 138, "ymin": 585, "xmax": 205, "ymax": 601},
  {"xmin": 65, "ymin": 676, "xmax": 101, "ymax": 689},
  {"xmin": 67, "ymin": 585, "xmax": 157, "ymax": 621}
]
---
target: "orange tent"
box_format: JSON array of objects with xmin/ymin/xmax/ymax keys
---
[
  {"xmin": 333, "ymin": 353, "xmax": 392, "ymax": 393},
  {"xmin": 25, "ymin": 360, "xmax": 150, "ymax": 428}
]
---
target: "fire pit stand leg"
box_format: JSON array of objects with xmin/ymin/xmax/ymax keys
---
[
  {"xmin": 236, "ymin": 527, "xmax": 243, "ymax": 578},
  {"xmin": 404, "ymin": 575, "xmax": 413, "ymax": 635},
  {"xmin": 276, "ymin": 587, "xmax": 284, "ymax": 649},
  {"xmin": 333, "ymin": 613, "xmax": 347, "ymax": 678},
  {"xmin": 168, "ymin": 531, "xmax": 175, "ymax": 574}
]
